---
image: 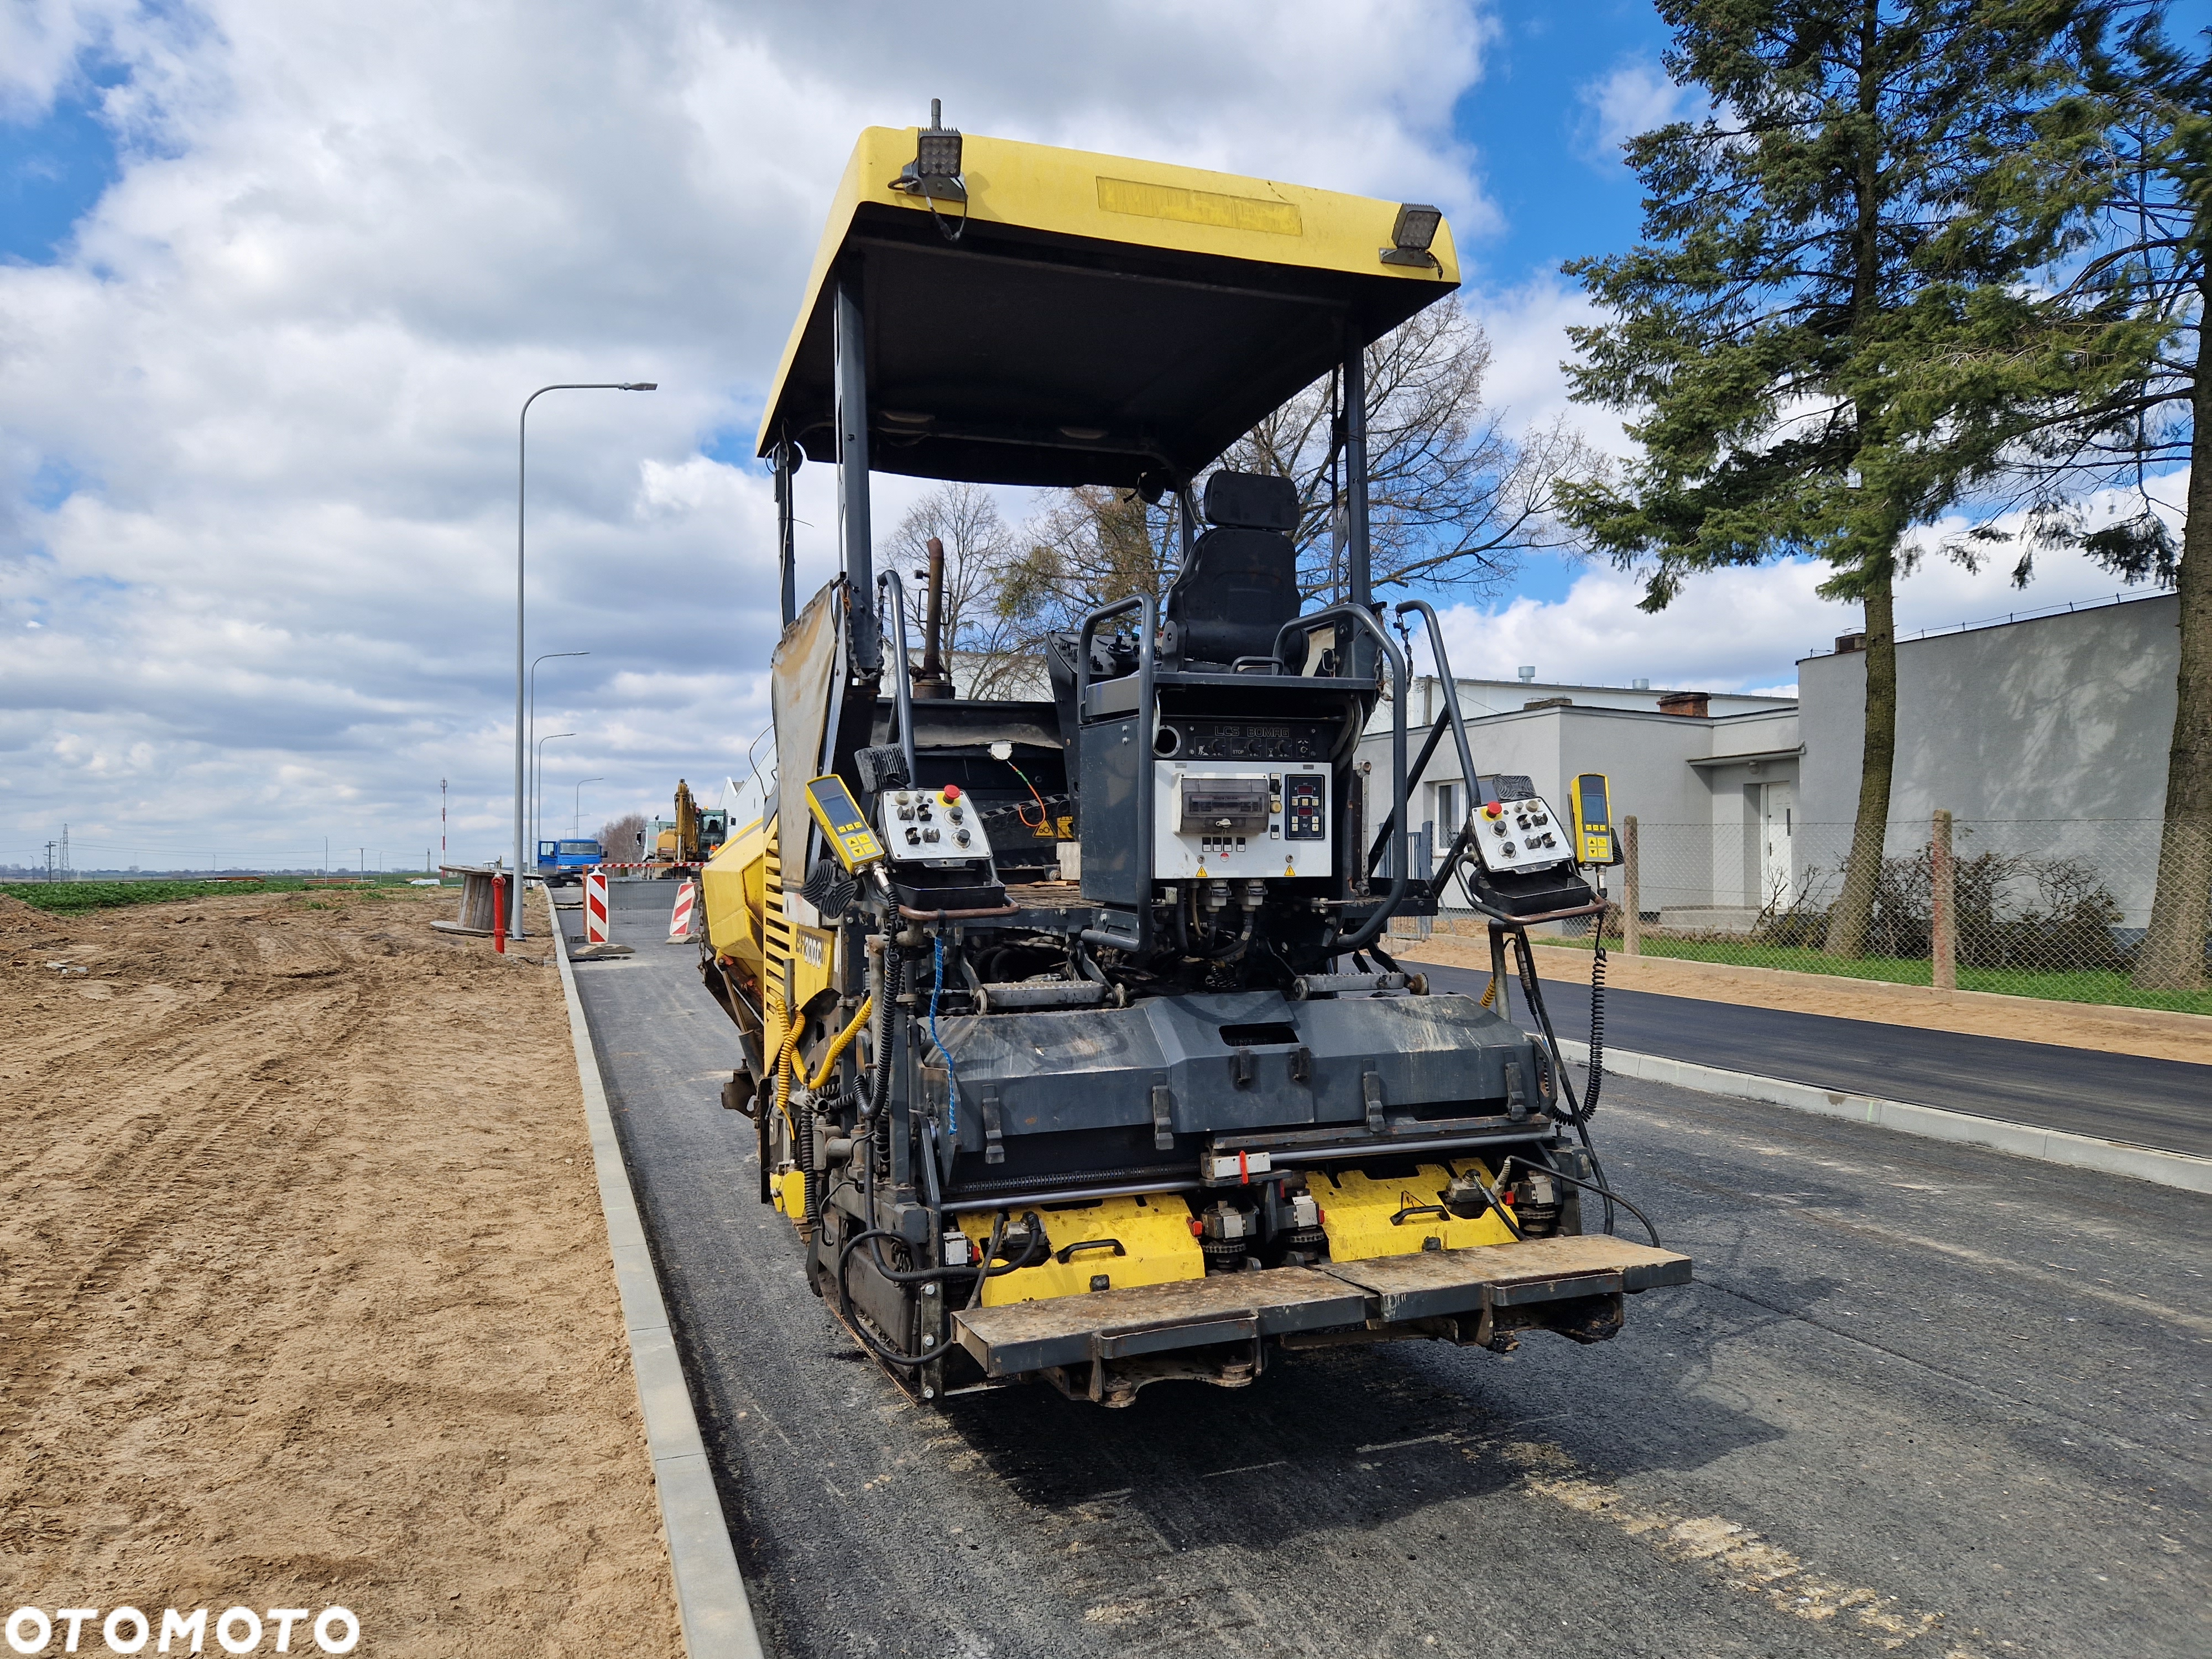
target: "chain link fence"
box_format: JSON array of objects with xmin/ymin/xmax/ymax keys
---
[{"xmin": 1394, "ymin": 816, "xmax": 2211, "ymax": 1017}]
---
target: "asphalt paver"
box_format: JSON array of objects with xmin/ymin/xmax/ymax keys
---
[{"xmin": 566, "ymin": 888, "xmax": 2209, "ymax": 1659}]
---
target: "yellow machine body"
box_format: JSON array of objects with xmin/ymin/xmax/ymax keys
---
[
  {"xmin": 957, "ymin": 1194, "xmax": 1206, "ymax": 1306},
  {"xmin": 1314, "ymin": 1161, "xmax": 1519, "ymax": 1260}
]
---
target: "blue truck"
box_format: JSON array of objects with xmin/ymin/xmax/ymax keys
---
[{"xmin": 535, "ymin": 838, "xmax": 603, "ymax": 887}]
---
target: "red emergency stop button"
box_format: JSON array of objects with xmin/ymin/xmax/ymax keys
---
[
  {"xmin": 1483, "ymin": 801, "xmax": 1503, "ymax": 818},
  {"xmin": 942, "ymin": 784, "xmax": 963, "ymax": 802}
]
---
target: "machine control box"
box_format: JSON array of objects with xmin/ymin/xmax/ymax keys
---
[
  {"xmin": 879, "ymin": 785, "xmax": 999, "ymax": 870},
  {"xmin": 805, "ymin": 775, "xmax": 885, "ymax": 871},
  {"xmin": 1470, "ymin": 791, "xmax": 1572, "ymax": 875},
  {"xmin": 1571, "ymin": 771, "xmax": 1620, "ymax": 866},
  {"xmin": 1154, "ymin": 764, "xmax": 1330, "ymax": 879},
  {"xmin": 1155, "ymin": 719, "xmax": 1333, "ymax": 763}
]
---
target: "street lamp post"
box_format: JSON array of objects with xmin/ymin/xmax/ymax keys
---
[
  {"xmin": 573, "ymin": 778, "xmax": 606, "ymax": 837},
  {"xmin": 529, "ymin": 650, "xmax": 589, "ymax": 858},
  {"xmin": 514, "ymin": 382, "xmax": 655, "ymax": 937},
  {"xmin": 534, "ymin": 732, "xmax": 576, "ymax": 864}
]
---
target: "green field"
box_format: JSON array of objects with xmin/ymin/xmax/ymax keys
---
[
  {"xmin": 1, "ymin": 875, "xmax": 440, "ymax": 916},
  {"xmin": 1530, "ymin": 933, "xmax": 2212, "ymax": 1018}
]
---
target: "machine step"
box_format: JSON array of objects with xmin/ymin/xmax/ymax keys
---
[{"xmin": 951, "ymin": 1235, "xmax": 1691, "ymax": 1378}]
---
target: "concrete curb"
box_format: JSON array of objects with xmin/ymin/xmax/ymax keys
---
[
  {"xmin": 1557, "ymin": 1039, "xmax": 2212, "ymax": 1196},
  {"xmin": 550, "ymin": 904, "xmax": 767, "ymax": 1659}
]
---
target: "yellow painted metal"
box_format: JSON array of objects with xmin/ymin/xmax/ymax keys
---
[
  {"xmin": 771, "ymin": 1166, "xmax": 807, "ymax": 1222},
  {"xmin": 757, "ymin": 126, "xmax": 1459, "ymax": 458},
  {"xmin": 701, "ymin": 813, "xmax": 769, "ymax": 976},
  {"xmin": 956, "ymin": 1193, "xmax": 1204, "ymax": 1306},
  {"xmin": 1314, "ymin": 1161, "xmax": 1517, "ymax": 1261}
]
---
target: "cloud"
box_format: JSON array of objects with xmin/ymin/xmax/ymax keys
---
[
  {"xmin": 0, "ymin": 0, "xmax": 1501, "ymax": 869},
  {"xmin": 1572, "ymin": 56, "xmax": 1699, "ymax": 170},
  {"xmin": 1432, "ymin": 479, "xmax": 2187, "ymax": 697}
]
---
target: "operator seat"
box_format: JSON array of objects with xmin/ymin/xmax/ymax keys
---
[{"xmin": 1162, "ymin": 471, "xmax": 1307, "ymax": 672}]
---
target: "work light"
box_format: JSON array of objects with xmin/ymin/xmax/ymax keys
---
[{"xmin": 1380, "ymin": 202, "xmax": 1442, "ymax": 268}]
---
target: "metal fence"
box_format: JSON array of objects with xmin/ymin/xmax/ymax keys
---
[{"xmin": 1394, "ymin": 816, "xmax": 2211, "ymax": 1017}]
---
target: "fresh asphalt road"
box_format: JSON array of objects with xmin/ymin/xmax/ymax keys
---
[
  {"xmin": 565, "ymin": 885, "xmax": 2208, "ymax": 1659},
  {"xmin": 1415, "ymin": 959, "xmax": 2212, "ymax": 1160}
]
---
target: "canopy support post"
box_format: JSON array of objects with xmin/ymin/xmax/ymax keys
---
[
  {"xmin": 834, "ymin": 262, "xmax": 881, "ymax": 675},
  {"xmin": 773, "ymin": 439, "xmax": 797, "ymax": 628},
  {"xmin": 1341, "ymin": 331, "xmax": 1374, "ymax": 676}
]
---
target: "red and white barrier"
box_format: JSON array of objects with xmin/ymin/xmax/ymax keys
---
[
  {"xmin": 667, "ymin": 879, "xmax": 698, "ymax": 942},
  {"xmin": 584, "ymin": 869, "xmax": 611, "ymax": 945}
]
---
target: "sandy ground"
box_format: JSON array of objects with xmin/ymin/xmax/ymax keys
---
[
  {"xmin": 0, "ymin": 887, "xmax": 681, "ymax": 1657},
  {"xmin": 1396, "ymin": 931, "xmax": 2210, "ymax": 1063}
]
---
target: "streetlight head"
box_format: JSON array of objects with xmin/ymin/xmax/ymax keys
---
[{"xmin": 622, "ymin": 382, "xmax": 658, "ymax": 392}]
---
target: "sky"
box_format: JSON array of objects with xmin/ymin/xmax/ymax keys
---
[{"xmin": 0, "ymin": 0, "xmax": 2194, "ymax": 872}]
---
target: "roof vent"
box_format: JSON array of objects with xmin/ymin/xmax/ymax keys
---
[
  {"xmin": 1516, "ymin": 665, "xmax": 1536, "ymax": 682},
  {"xmin": 1657, "ymin": 691, "xmax": 1710, "ymax": 718},
  {"xmin": 1632, "ymin": 677, "xmax": 1650, "ymax": 691},
  {"xmin": 1834, "ymin": 632, "xmax": 1867, "ymax": 654}
]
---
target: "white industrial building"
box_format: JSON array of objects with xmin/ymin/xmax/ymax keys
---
[{"xmin": 1358, "ymin": 590, "xmax": 2181, "ymax": 929}]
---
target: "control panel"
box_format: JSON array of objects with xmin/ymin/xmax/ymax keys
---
[
  {"xmin": 1153, "ymin": 764, "xmax": 1330, "ymax": 880},
  {"xmin": 1570, "ymin": 771, "xmax": 1619, "ymax": 866},
  {"xmin": 879, "ymin": 784, "xmax": 999, "ymax": 870},
  {"xmin": 1154, "ymin": 719, "xmax": 1332, "ymax": 763},
  {"xmin": 805, "ymin": 775, "xmax": 884, "ymax": 872},
  {"xmin": 1469, "ymin": 791, "xmax": 1572, "ymax": 875}
]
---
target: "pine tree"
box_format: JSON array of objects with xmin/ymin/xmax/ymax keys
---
[
  {"xmin": 1558, "ymin": 0, "xmax": 2092, "ymax": 958},
  {"xmin": 1937, "ymin": 6, "xmax": 2206, "ymax": 988}
]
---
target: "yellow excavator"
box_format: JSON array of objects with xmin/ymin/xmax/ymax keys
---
[{"xmin": 696, "ymin": 107, "xmax": 1686, "ymax": 1406}]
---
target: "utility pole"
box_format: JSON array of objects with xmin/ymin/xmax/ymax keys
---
[
  {"xmin": 60, "ymin": 823, "xmax": 70, "ymax": 880},
  {"xmin": 45, "ymin": 840, "xmax": 57, "ymax": 882},
  {"xmin": 440, "ymin": 778, "xmax": 447, "ymax": 873}
]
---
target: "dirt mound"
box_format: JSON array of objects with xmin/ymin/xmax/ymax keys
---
[{"xmin": 0, "ymin": 888, "xmax": 679, "ymax": 1656}]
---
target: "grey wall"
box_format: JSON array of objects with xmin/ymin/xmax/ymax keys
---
[
  {"xmin": 1798, "ymin": 592, "xmax": 2178, "ymax": 920},
  {"xmin": 1799, "ymin": 594, "xmax": 2177, "ymax": 825}
]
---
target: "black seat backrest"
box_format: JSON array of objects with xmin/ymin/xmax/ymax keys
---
[{"xmin": 1164, "ymin": 471, "xmax": 1305, "ymax": 670}]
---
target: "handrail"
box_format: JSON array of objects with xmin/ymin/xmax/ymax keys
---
[
  {"xmin": 1074, "ymin": 592, "xmax": 1158, "ymax": 954},
  {"xmin": 1275, "ymin": 604, "xmax": 1407, "ymax": 954},
  {"xmin": 1393, "ymin": 601, "xmax": 1479, "ymax": 795},
  {"xmin": 1366, "ymin": 599, "xmax": 1482, "ymax": 883},
  {"xmin": 877, "ymin": 571, "xmax": 919, "ymax": 785}
]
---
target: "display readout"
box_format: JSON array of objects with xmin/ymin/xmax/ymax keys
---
[{"xmin": 805, "ymin": 774, "xmax": 885, "ymax": 870}]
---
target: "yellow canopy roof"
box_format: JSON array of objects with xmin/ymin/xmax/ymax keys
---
[{"xmin": 755, "ymin": 126, "xmax": 1460, "ymax": 489}]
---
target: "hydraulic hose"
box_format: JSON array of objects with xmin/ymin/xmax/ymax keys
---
[
  {"xmin": 806, "ymin": 995, "xmax": 874, "ymax": 1092},
  {"xmin": 1502, "ymin": 928, "xmax": 1616, "ymax": 1234},
  {"xmin": 1585, "ymin": 938, "xmax": 1608, "ymax": 1118},
  {"xmin": 1509, "ymin": 1155, "xmax": 1660, "ymax": 1249}
]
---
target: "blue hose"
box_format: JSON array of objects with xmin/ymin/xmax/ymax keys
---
[{"xmin": 929, "ymin": 934, "xmax": 958, "ymax": 1139}]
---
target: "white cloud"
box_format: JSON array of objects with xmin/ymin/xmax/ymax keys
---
[
  {"xmin": 1463, "ymin": 274, "xmax": 1626, "ymax": 452},
  {"xmin": 1433, "ymin": 480, "xmax": 2187, "ymax": 697},
  {"xmin": 1572, "ymin": 56, "xmax": 1699, "ymax": 170},
  {"xmin": 0, "ymin": 0, "xmax": 1501, "ymax": 869}
]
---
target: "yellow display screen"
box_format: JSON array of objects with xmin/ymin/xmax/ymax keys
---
[
  {"xmin": 1571, "ymin": 772, "xmax": 1615, "ymax": 866},
  {"xmin": 804, "ymin": 775, "xmax": 884, "ymax": 871}
]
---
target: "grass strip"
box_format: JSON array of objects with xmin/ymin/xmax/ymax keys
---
[{"xmin": 1525, "ymin": 932, "xmax": 2211, "ymax": 1018}]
